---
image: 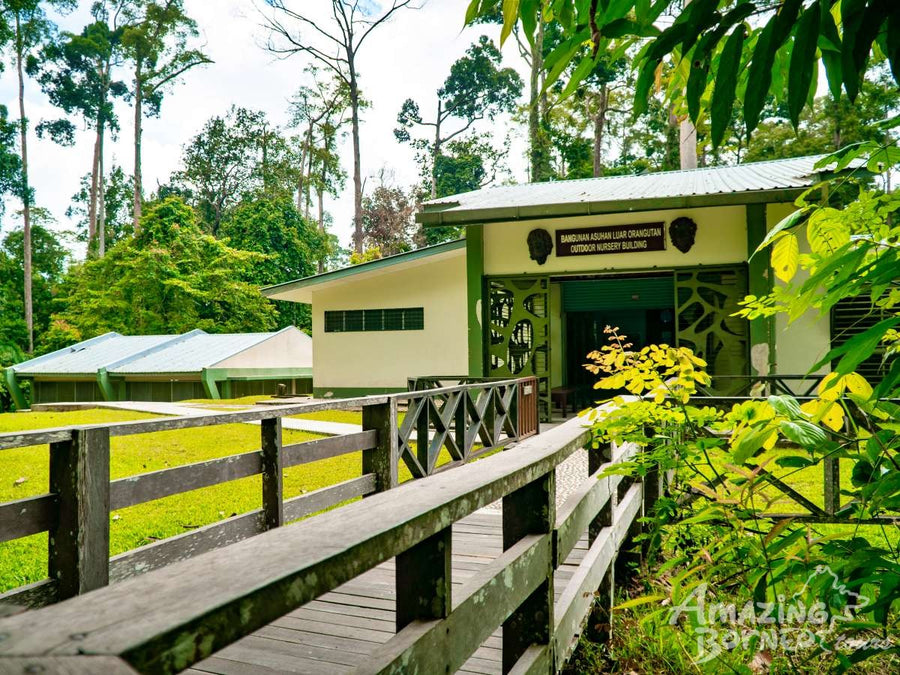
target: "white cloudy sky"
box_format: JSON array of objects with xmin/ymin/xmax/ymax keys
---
[{"xmin": 0, "ymin": 0, "xmax": 529, "ymax": 254}]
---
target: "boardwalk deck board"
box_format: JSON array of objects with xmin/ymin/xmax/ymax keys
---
[{"xmin": 190, "ymin": 509, "xmax": 586, "ymax": 674}]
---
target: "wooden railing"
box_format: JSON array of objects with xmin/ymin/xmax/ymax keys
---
[
  {"xmin": 0, "ymin": 378, "xmax": 536, "ymax": 611},
  {"xmin": 0, "ymin": 414, "xmax": 655, "ymax": 674},
  {"xmin": 408, "ymin": 375, "xmax": 541, "ymax": 439}
]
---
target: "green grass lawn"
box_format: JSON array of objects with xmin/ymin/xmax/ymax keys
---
[
  {"xmin": 0, "ymin": 409, "xmax": 368, "ymax": 593},
  {"xmin": 0, "ymin": 407, "xmax": 473, "ymax": 594}
]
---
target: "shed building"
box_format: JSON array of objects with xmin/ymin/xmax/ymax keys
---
[
  {"xmin": 5, "ymin": 326, "xmax": 312, "ymax": 409},
  {"xmin": 264, "ymin": 156, "xmax": 865, "ymax": 418}
]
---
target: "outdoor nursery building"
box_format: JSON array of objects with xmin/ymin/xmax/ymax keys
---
[{"xmin": 265, "ymin": 155, "xmax": 862, "ymax": 417}]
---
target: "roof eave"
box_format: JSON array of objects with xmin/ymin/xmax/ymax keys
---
[
  {"xmin": 416, "ymin": 187, "xmax": 809, "ymax": 226},
  {"xmin": 262, "ymin": 239, "xmax": 466, "ymax": 300}
]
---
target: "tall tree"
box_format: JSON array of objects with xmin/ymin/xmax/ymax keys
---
[
  {"xmin": 175, "ymin": 107, "xmax": 298, "ymax": 235},
  {"xmin": 66, "ymin": 164, "xmax": 134, "ymax": 248},
  {"xmin": 395, "ymin": 36, "xmax": 521, "ymax": 198},
  {"xmin": 263, "ymin": 0, "xmax": 418, "ymax": 254},
  {"xmin": 0, "ymin": 0, "xmax": 75, "ymax": 354},
  {"xmin": 121, "ymin": 0, "xmax": 211, "ymax": 233},
  {"xmin": 39, "ymin": 2, "xmax": 129, "ymax": 256}
]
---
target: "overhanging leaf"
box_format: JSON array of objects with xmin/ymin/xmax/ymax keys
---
[
  {"xmin": 788, "ymin": 2, "xmax": 820, "ymax": 127},
  {"xmin": 772, "ymin": 231, "xmax": 799, "ymax": 282},
  {"xmin": 710, "ymin": 26, "xmax": 744, "ymax": 148}
]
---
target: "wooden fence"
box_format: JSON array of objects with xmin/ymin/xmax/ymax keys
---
[
  {"xmin": 0, "ymin": 411, "xmax": 654, "ymax": 674},
  {"xmin": 0, "ymin": 378, "xmax": 536, "ymax": 612}
]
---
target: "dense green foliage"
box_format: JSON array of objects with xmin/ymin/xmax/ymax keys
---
[{"xmin": 46, "ymin": 197, "xmax": 275, "ymax": 343}]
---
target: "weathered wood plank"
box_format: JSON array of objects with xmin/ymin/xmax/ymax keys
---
[
  {"xmin": 0, "ymin": 419, "xmax": 590, "ymax": 674},
  {"xmin": 109, "ymin": 451, "xmax": 262, "ymax": 511},
  {"xmin": 108, "ymin": 476, "xmax": 376, "ymax": 584},
  {"xmin": 362, "ymin": 402, "xmax": 398, "ymax": 493},
  {"xmin": 395, "ymin": 526, "xmax": 451, "ymax": 630},
  {"xmin": 359, "ymin": 534, "xmax": 550, "ymax": 675},
  {"xmin": 554, "ymin": 470, "xmax": 620, "ymax": 568},
  {"xmin": 554, "ymin": 483, "xmax": 643, "ymax": 670},
  {"xmin": 260, "ymin": 418, "xmax": 283, "ymax": 530},
  {"xmin": 507, "ymin": 644, "xmax": 550, "ymax": 675},
  {"xmin": 0, "ymin": 494, "xmax": 57, "ymax": 543},
  {"xmin": 0, "ymin": 580, "xmax": 58, "ymax": 612},
  {"xmin": 0, "ymin": 428, "xmax": 72, "ymax": 452},
  {"xmin": 0, "ymin": 656, "xmax": 138, "ymax": 674},
  {"xmin": 282, "ymin": 475, "xmax": 376, "ymax": 522},
  {"xmin": 283, "ymin": 431, "xmax": 377, "ymax": 468},
  {"xmin": 502, "ymin": 472, "xmax": 555, "ymax": 673},
  {"xmin": 48, "ymin": 428, "xmax": 110, "ymax": 599}
]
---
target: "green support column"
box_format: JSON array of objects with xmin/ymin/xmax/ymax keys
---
[
  {"xmin": 96, "ymin": 369, "xmax": 116, "ymax": 401},
  {"xmin": 200, "ymin": 368, "xmax": 221, "ymax": 399},
  {"xmin": 746, "ymin": 204, "xmax": 775, "ymax": 375},
  {"xmin": 4, "ymin": 368, "xmax": 27, "ymax": 411},
  {"xmin": 466, "ymin": 224, "xmax": 485, "ymax": 377}
]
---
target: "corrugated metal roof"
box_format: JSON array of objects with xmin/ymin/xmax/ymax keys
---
[
  {"xmin": 13, "ymin": 334, "xmax": 173, "ymax": 375},
  {"xmin": 111, "ymin": 332, "xmax": 277, "ymax": 374},
  {"xmin": 421, "ymin": 155, "xmax": 830, "ymax": 215},
  {"xmin": 12, "ymin": 328, "xmax": 310, "ymax": 376}
]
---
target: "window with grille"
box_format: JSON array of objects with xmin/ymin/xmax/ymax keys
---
[
  {"xmin": 324, "ymin": 307, "xmax": 424, "ymax": 332},
  {"xmin": 831, "ymin": 295, "xmax": 889, "ymax": 381}
]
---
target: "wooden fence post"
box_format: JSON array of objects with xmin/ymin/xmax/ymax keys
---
[
  {"xmin": 260, "ymin": 417, "xmax": 283, "ymax": 530},
  {"xmin": 502, "ymin": 471, "xmax": 555, "ymax": 672},
  {"xmin": 824, "ymin": 456, "xmax": 840, "ymax": 516},
  {"xmin": 48, "ymin": 427, "xmax": 110, "ymax": 599},
  {"xmin": 641, "ymin": 428, "xmax": 663, "ymax": 561},
  {"xmin": 362, "ymin": 398, "xmax": 399, "ymax": 492},
  {"xmin": 395, "ymin": 526, "xmax": 452, "ymax": 631},
  {"xmin": 585, "ymin": 441, "xmax": 615, "ymax": 647}
]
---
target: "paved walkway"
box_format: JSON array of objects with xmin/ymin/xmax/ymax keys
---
[{"xmin": 97, "ymin": 401, "xmax": 360, "ymax": 436}]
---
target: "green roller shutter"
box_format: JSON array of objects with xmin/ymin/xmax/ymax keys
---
[{"xmin": 561, "ymin": 276, "xmax": 674, "ymax": 312}]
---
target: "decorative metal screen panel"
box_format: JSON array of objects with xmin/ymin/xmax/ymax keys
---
[
  {"xmin": 486, "ymin": 276, "xmax": 551, "ymax": 421},
  {"xmin": 675, "ymin": 267, "xmax": 749, "ymax": 394}
]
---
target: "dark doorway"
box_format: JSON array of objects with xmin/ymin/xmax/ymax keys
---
[{"xmin": 559, "ymin": 274, "xmax": 675, "ymax": 408}]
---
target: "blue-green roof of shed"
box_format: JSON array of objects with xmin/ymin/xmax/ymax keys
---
[{"xmin": 11, "ymin": 327, "xmax": 309, "ymax": 376}]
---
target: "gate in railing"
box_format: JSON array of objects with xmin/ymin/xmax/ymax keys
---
[{"xmin": 0, "ymin": 413, "xmax": 657, "ymax": 674}]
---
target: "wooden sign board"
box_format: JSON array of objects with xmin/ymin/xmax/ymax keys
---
[{"xmin": 555, "ymin": 222, "xmax": 666, "ymax": 257}]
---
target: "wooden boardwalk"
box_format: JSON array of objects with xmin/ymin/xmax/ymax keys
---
[{"xmin": 185, "ymin": 509, "xmax": 589, "ymax": 675}]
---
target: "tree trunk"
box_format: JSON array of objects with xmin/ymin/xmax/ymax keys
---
[
  {"xmin": 664, "ymin": 108, "xmax": 680, "ymax": 171},
  {"xmin": 592, "ymin": 85, "xmax": 608, "ymax": 177},
  {"xmin": 88, "ymin": 120, "xmax": 102, "ymax": 254},
  {"xmin": 98, "ymin": 125, "xmax": 106, "ymax": 257},
  {"xmin": 298, "ymin": 121, "xmax": 313, "ymax": 212},
  {"xmin": 133, "ymin": 63, "xmax": 143, "ymax": 234},
  {"xmin": 527, "ymin": 19, "xmax": 543, "ymax": 182},
  {"xmin": 431, "ymin": 100, "xmax": 441, "ymax": 199},
  {"xmin": 317, "ymin": 184, "xmax": 325, "ymax": 273},
  {"xmin": 349, "ymin": 62, "xmax": 363, "ymax": 254},
  {"xmin": 15, "ymin": 12, "xmax": 33, "ymax": 355},
  {"xmin": 679, "ymin": 117, "xmax": 698, "ymax": 170}
]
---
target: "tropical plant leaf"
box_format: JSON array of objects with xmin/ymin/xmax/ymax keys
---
[
  {"xmin": 772, "ymin": 231, "xmax": 799, "ymax": 283},
  {"xmin": 710, "ymin": 26, "xmax": 744, "ymax": 148},
  {"xmin": 788, "ymin": 2, "xmax": 820, "ymax": 128}
]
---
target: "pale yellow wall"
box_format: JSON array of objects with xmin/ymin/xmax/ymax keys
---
[
  {"xmin": 213, "ymin": 328, "xmax": 313, "ymax": 370},
  {"xmin": 311, "ymin": 252, "xmax": 468, "ymax": 390},
  {"xmin": 768, "ymin": 203, "xmax": 832, "ymax": 380},
  {"xmin": 482, "ymin": 206, "xmax": 748, "ymax": 276},
  {"xmin": 550, "ymin": 282, "xmax": 563, "ymax": 387}
]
